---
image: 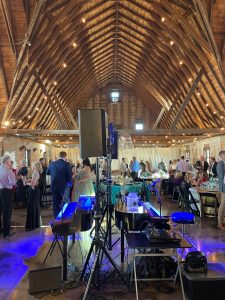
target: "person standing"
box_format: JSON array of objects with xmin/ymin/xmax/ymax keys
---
[
  {"xmin": 47, "ymin": 152, "xmax": 72, "ymax": 218},
  {"xmin": 217, "ymin": 151, "xmax": 225, "ymax": 230},
  {"xmin": 209, "ymin": 157, "xmax": 218, "ymax": 177},
  {"xmin": 39, "ymin": 158, "xmax": 47, "ymax": 207},
  {"xmin": 120, "ymin": 158, "xmax": 128, "ymax": 177},
  {"xmin": 16, "ymin": 160, "xmax": 28, "ymax": 208},
  {"xmin": 26, "ymin": 162, "xmax": 42, "ymax": 231},
  {"xmin": 158, "ymin": 159, "xmax": 167, "ymax": 172},
  {"xmin": 131, "ymin": 157, "xmax": 140, "ymax": 181},
  {"xmin": 194, "ymin": 155, "xmax": 209, "ymax": 174},
  {"xmin": 0, "ymin": 155, "xmax": 16, "ymax": 238},
  {"xmin": 176, "ymin": 156, "xmax": 188, "ymax": 177},
  {"xmin": 72, "ymin": 158, "xmax": 95, "ymax": 202}
]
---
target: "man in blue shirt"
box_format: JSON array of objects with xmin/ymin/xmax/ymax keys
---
[
  {"xmin": 131, "ymin": 156, "xmax": 140, "ymax": 181},
  {"xmin": 47, "ymin": 152, "xmax": 72, "ymax": 218}
]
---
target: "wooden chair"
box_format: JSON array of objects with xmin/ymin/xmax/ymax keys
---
[{"xmin": 199, "ymin": 192, "xmax": 219, "ymax": 219}]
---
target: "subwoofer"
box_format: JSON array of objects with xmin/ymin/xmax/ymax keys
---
[{"xmin": 78, "ymin": 109, "xmax": 108, "ymax": 158}]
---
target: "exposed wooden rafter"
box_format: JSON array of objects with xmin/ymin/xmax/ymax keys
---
[{"xmin": 171, "ymin": 68, "xmax": 204, "ymax": 129}]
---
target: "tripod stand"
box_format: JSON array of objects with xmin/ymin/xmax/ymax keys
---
[
  {"xmin": 90, "ymin": 154, "xmax": 118, "ymax": 250},
  {"xmin": 81, "ymin": 158, "xmax": 127, "ymax": 299}
]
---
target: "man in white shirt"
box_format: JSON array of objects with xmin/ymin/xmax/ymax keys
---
[
  {"xmin": 176, "ymin": 156, "xmax": 188, "ymax": 177},
  {"xmin": 0, "ymin": 155, "xmax": 16, "ymax": 238}
]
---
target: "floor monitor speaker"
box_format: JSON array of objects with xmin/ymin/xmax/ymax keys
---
[
  {"xmin": 28, "ymin": 266, "xmax": 62, "ymax": 294},
  {"xmin": 78, "ymin": 109, "xmax": 108, "ymax": 158}
]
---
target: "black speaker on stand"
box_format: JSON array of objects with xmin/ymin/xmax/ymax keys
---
[
  {"xmin": 78, "ymin": 110, "xmax": 127, "ymax": 300},
  {"xmin": 78, "ymin": 109, "xmax": 108, "ymax": 158}
]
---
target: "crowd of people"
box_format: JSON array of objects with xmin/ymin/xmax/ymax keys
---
[
  {"xmin": 0, "ymin": 150, "xmax": 224, "ymax": 238},
  {"xmin": 119, "ymin": 153, "xmax": 225, "ymax": 230},
  {"xmin": 0, "ymin": 152, "xmax": 95, "ymax": 238}
]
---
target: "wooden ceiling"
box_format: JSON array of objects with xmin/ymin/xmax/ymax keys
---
[{"xmin": 0, "ymin": 0, "xmax": 225, "ymax": 146}]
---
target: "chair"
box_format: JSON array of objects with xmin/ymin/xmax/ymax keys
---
[
  {"xmin": 41, "ymin": 185, "xmax": 52, "ymax": 207},
  {"xmin": 199, "ymin": 192, "xmax": 219, "ymax": 219},
  {"xmin": 188, "ymin": 190, "xmax": 201, "ymax": 217}
]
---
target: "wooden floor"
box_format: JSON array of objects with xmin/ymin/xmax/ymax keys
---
[{"xmin": 0, "ymin": 197, "xmax": 225, "ymax": 300}]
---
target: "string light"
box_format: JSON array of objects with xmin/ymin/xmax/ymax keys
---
[
  {"xmin": 53, "ymin": 81, "xmax": 57, "ymax": 86},
  {"xmin": 13, "ymin": 121, "xmax": 16, "ymax": 125},
  {"xmin": 213, "ymin": 111, "xmax": 216, "ymax": 114},
  {"xmin": 44, "ymin": 96, "xmax": 47, "ymax": 99},
  {"xmin": 36, "ymin": 107, "xmax": 39, "ymax": 111},
  {"xmin": 28, "ymin": 115, "xmax": 31, "ymax": 119},
  {"xmin": 197, "ymin": 92, "xmax": 200, "ymax": 96},
  {"xmin": 170, "ymin": 40, "xmax": 174, "ymax": 46},
  {"xmin": 188, "ymin": 78, "xmax": 192, "ymax": 82},
  {"xmin": 70, "ymin": 137, "xmax": 72, "ymax": 140},
  {"xmin": 206, "ymin": 103, "xmax": 209, "ymax": 106},
  {"xmin": 221, "ymin": 128, "xmax": 224, "ymax": 131},
  {"xmin": 72, "ymin": 42, "xmax": 77, "ymax": 48},
  {"xmin": 161, "ymin": 17, "xmax": 165, "ymax": 22},
  {"xmin": 221, "ymin": 116, "xmax": 224, "ymax": 119},
  {"xmin": 62, "ymin": 63, "xmax": 67, "ymax": 68},
  {"xmin": 4, "ymin": 121, "xmax": 9, "ymax": 126},
  {"xmin": 179, "ymin": 61, "xmax": 183, "ymax": 65},
  {"xmin": 165, "ymin": 135, "xmax": 168, "ymax": 138},
  {"xmin": 82, "ymin": 17, "xmax": 86, "ymax": 23},
  {"xmin": 19, "ymin": 120, "xmax": 22, "ymax": 123}
]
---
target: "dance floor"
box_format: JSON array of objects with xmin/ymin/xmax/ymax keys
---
[{"xmin": 1, "ymin": 198, "xmax": 225, "ymax": 300}]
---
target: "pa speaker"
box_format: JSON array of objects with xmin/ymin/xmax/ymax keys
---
[
  {"xmin": 78, "ymin": 109, "xmax": 108, "ymax": 158},
  {"xmin": 28, "ymin": 266, "xmax": 62, "ymax": 294}
]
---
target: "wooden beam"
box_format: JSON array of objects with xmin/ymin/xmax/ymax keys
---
[
  {"xmin": 66, "ymin": 108, "xmax": 78, "ymax": 129},
  {"xmin": 160, "ymin": 92, "xmax": 181, "ymax": 128},
  {"xmin": 171, "ymin": 68, "xmax": 204, "ymax": 129},
  {"xmin": 0, "ymin": 128, "xmax": 224, "ymax": 136},
  {"xmin": 33, "ymin": 70, "xmax": 69, "ymax": 129},
  {"xmin": 0, "ymin": 0, "xmax": 18, "ymax": 57},
  {"xmin": 9, "ymin": 0, "xmax": 46, "ymax": 100},
  {"xmin": 152, "ymin": 107, "xmax": 166, "ymax": 129},
  {"xmin": 0, "ymin": 49, "xmax": 9, "ymax": 100},
  {"xmin": 23, "ymin": 0, "xmax": 31, "ymax": 26},
  {"xmin": 193, "ymin": 0, "xmax": 225, "ymax": 84},
  {"xmin": 0, "ymin": 129, "xmax": 79, "ymax": 135}
]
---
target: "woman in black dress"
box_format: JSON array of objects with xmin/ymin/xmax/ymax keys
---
[
  {"xmin": 16, "ymin": 160, "xmax": 28, "ymax": 208},
  {"xmin": 26, "ymin": 162, "xmax": 42, "ymax": 231}
]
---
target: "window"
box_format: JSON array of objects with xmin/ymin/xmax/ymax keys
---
[
  {"xmin": 203, "ymin": 146, "xmax": 210, "ymax": 163},
  {"xmin": 111, "ymin": 90, "xmax": 119, "ymax": 103},
  {"xmin": 25, "ymin": 150, "xmax": 31, "ymax": 166},
  {"xmin": 185, "ymin": 150, "xmax": 190, "ymax": 160},
  {"xmin": 135, "ymin": 121, "xmax": 144, "ymax": 130}
]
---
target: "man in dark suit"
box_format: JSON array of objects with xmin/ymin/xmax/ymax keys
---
[
  {"xmin": 47, "ymin": 152, "xmax": 72, "ymax": 218},
  {"xmin": 217, "ymin": 151, "xmax": 225, "ymax": 229},
  {"xmin": 194, "ymin": 155, "xmax": 209, "ymax": 173},
  {"xmin": 209, "ymin": 157, "xmax": 218, "ymax": 177}
]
